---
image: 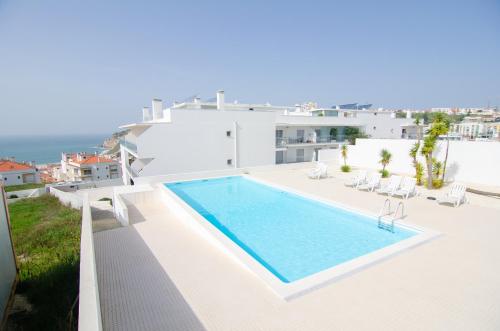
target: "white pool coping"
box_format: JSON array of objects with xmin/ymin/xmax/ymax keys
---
[{"xmin": 157, "ymin": 175, "xmax": 441, "ymax": 300}]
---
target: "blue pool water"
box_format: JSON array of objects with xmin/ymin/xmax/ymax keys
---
[{"xmin": 166, "ymin": 176, "xmax": 416, "ymax": 283}]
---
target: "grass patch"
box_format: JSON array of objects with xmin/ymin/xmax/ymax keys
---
[
  {"xmin": 8, "ymin": 195, "xmax": 81, "ymax": 330},
  {"xmin": 5, "ymin": 183, "xmax": 45, "ymax": 192},
  {"xmin": 340, "ymin": 165, "xmax": 351, "ymax": 172}
]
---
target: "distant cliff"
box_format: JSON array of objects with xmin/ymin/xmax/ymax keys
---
[{"xmin": 102, "ymin": 130, "xmax": 128, "ymax": 150}]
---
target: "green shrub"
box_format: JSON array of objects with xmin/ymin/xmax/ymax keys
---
[
  {"xmin": 432, "ymin": 179, "xmax": 444, "ymax": 188},
  {"xmin": 415, "ymin": 162, "xmax": 424, "ymax": 186},
  {"xmin": 380, "ymin": 169, "xmax": 389, "ymax": 178},
  {"xmin": 8, "ymin": 194, "xmax": 19, "ymax": 199},
  {"xmin": 423, "ymin": 178, "xmax": 444, "ymax": 189},
  {"xmin": 340, "ymin": 165, "xmax": 351, "ymax": 172}
]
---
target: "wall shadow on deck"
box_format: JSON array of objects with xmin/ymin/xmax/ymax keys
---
[{"xmin": 94, "ymin": 226, "xmax": 206, "ymax": 331}]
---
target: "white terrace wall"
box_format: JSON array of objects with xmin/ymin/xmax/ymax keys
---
[
  {"xmin": 346, "ymin": 139, "xmax": 500, "ymax": 187},
  {"xmin": 0, "ymin": 187, "xmax": 17, "ymax": 326},
  {"xmin": 78, "ymin": 194, "xmax": 102, "ymax": 331},
  {"xmin": 49, "ymin": 186, "xmax": 83, "ymax": 209},
  {"xmin": 5, "ymin": 187, "xmax": 46, "ymax": 199}
]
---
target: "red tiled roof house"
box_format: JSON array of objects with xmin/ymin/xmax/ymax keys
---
[
  {"xmin": 59, "ymin": 153, "xmax": 121, "ymax": 182},
  {"xmin": 0, "ymin": 159, "xmax": 41, "ymax": 186}
]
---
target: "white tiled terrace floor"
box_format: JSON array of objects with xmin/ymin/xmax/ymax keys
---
[{"xmin": 94, "ymin": 163, "xmax": 500, "ymax": 331}]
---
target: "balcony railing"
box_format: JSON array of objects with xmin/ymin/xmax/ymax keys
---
[
  {"xmin": 276, "ymin": 135, "xmax": 337, "ymax": 147},
  {"xmin": 120, "ymin": 139, "xmax": 138, "ymax": 154}
]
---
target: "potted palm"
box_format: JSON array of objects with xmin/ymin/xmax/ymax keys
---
[
  {"xmin": 340, "ymin": 144, "xmax": 350, "ymax": 172},
  {"xmin": 379, "ymin": 149, "xmax": 392, "ymax": 178}
]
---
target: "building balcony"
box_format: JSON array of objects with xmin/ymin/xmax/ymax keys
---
[
  {"xmin": 120, "ymin": 139, "xmax": 138, "ymax": 154},
  {"xmin": 276, "ymin": 136, "xmax": 337, "ymax": 148}
]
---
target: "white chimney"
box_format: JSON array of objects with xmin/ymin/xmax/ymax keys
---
[
  {"xmin": 217, "ymin": 90, "xmax": 225, "ymax": 110},
  {"xmin": 194, "ymin": 97, "xmax": 201, "ymax": 104},
  {"xmin": 142, "ymin": 107, "xmax": 152, "ymax": 122},
  {"xmin": 152, "ymin": 98, "xmax": 163, "ymax": 120},
  {"xmin": 406, "ymin": 110, "xmax": 412, "ymax": 119},
  {"xmin": 295, "ymin": 104, "xmax": 301, "ymax": 112}
]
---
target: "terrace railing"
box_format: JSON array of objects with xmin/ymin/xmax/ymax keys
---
[
  {"xmin": 120, "ymin": 139, "xmax": 138, "ymax": 154},
  {"xmin": 276, "ymin": 135, "xmax": 337, "ymax": 147}
]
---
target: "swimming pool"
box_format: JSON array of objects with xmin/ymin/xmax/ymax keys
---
[{"xmin": 165, "ymin": 176, "xmax": 419, "ymax": 285}]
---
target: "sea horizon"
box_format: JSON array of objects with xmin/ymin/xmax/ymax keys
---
[{"xmin": 0, "ymin": 134, "xmax": 109, "ymax": 165}]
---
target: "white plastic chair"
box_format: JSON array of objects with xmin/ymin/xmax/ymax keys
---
[
  {"xmin": 345, "ymin": 170, "xmax": 367, "ymax": 188},
  {"xmin": 392, "ymin": 177, "xmax": 417, "ymax": 199},
  {"xmin": 308, "ymin": 163, "xmax": 328, "ymax": 179},
  {"xmin": 437, "ymin": 183, "xmax": 467, "ymax": 207},
  {"xmin": 376, "ymin": 175, "xmax": 402, "ymax": 196},
  {"xmin": 357, "ymin": 173, "xmax": 382, "ymax": 192}
]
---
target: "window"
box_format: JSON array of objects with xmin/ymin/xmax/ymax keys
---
[
  {"xmin": 276, "ymin": 151, "xmax": 284, "ymax": 164},
  {"xmin": 227, "ymin": 159, "xmax": 232, "ymax": 165},
  {"xmin": 297, "ymin": 129, "xmax": 305, "ymax": 143},
  {"xmin": 226, "ymin": 130, "xmax": 231, "ymax": 137},
  {"xmin": 390, "ymin": 128, "xmax": 394, "ymax": 133},
  {"xmin": 374, "ymin": 112, "xmax": 378, "ymax": 116},
  {"xmin": 373, "ymin": 126, "xmax": 377, "ymax": 130},
  {"xmin": 296, "ymin": 149, "xmax": 305, "ymax": 162},
  {"xmin": 4, "ymin": 177, "xmax": 7, "ymax": 181},
  {"xmin": 17, "ymin": 176, "xmax": 21, "ymax": 179}
]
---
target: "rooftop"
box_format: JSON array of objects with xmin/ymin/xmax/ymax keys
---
[
  {"xmin": 65, "ymin": 153, "xmax": 115, "ymax": 165},
  {"xmin": 0, "ymin": 159, "xmax": 35, "ymax": 172},
  {"xmin": 92, "ymin": 163, "xmax": 500, "ymax": 330}
]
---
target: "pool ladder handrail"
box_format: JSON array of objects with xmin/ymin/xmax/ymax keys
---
[{"xmin": 378, "ymin": 199, "xmax": 405, "ymax": 233}]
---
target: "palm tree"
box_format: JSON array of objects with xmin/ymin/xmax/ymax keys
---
[
  {"xmin": 421, "ymin": 135, "xmax": 436, "ymax": 189},
  {"xmin": 441, "ymin": 120, "xmax": 451, "ymax": 182},
  {"xmin": 409, "ymin": 142, "xmax": 419, "ymax": 167},
  {"xmin": 341, "ymin": 144, "xmax": 348, "ymax": 166},
  {"xmin": 414, "ymin": 117, "xmax": 422, "ymax": 144},
  {"xmin": 379, "ymin": 149, "xmax": 392, "ymax": 172},
  {"xmin": 421, "ymin": 120, "xmax": 448, "ymax": 189}
]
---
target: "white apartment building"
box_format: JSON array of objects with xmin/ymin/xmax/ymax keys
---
[
  {"xmin": 0, "ymin": 159, "xmax": 41, "ymax": 186},
  {"xmin": 431, "ymin": 107, "xmax": 498, "ymax": 115},
  {"xmin": 57, "ymin": 153, "xmax": 121, "ymax": 182},
  {"xmin": 452, "ymin": 118, "xmax": 500, "ymax": 140},
  {"xmin": 119, "ymin": 90, "xmax": 414, "ymax": 185}
]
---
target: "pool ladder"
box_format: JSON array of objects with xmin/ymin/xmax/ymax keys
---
[{"xmin": 378, "ymin": 199, "xmax": 404, "ymax": 233}]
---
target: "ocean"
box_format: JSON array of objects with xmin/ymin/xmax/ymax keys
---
[{"xmin": 0, "ymin": 135, "xmax": 108, "ymax": 165}]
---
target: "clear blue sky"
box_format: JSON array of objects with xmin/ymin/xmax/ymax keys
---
[{"xmin": 1, "ymin": 0, "xmax": 499, "ymax": 135}]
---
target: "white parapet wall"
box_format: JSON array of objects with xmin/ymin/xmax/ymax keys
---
[
  {"xmin": 5, "ymin": 187, "xmax": 46, "ymax": 199},
  {"xmin": 0, "ymin": 187, "xmax": 17, "ymax": 327},
  {"xmin": 346, "ymin": 139, "xmax": 500, "ymax": 187},
  {"xmin": 78, "ymin": 194, "xmax": 103, "ymax": 331},
  {"xmin": 112, "ymin": 184, "xmax": 154, "ymax": 226},
  {"xmin": 49, "ymin": 186, "xmax": 83, "ymax": 209}
]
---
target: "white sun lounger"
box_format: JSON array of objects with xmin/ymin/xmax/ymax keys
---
[
  {"xmin": 308, "ymin": 162, "xmax": 328, "ymax": 179},
  {"xmin": 437, "ymin": 183, "xmax": 467, "ymax": 207},
  {"xmin": 392, "ymin": 177, "xmax": 417, "ymax": 199},
  {"xmin": 376, "ymin": 175, "xmax": 402, "ymax": 196},
  {"xmin": 345, "ymin": 170, "xmax": 367, "ymax": 188},
  {"xmin": 357, "ymin": 173, "xmax": 381, "ymax": 192}
]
